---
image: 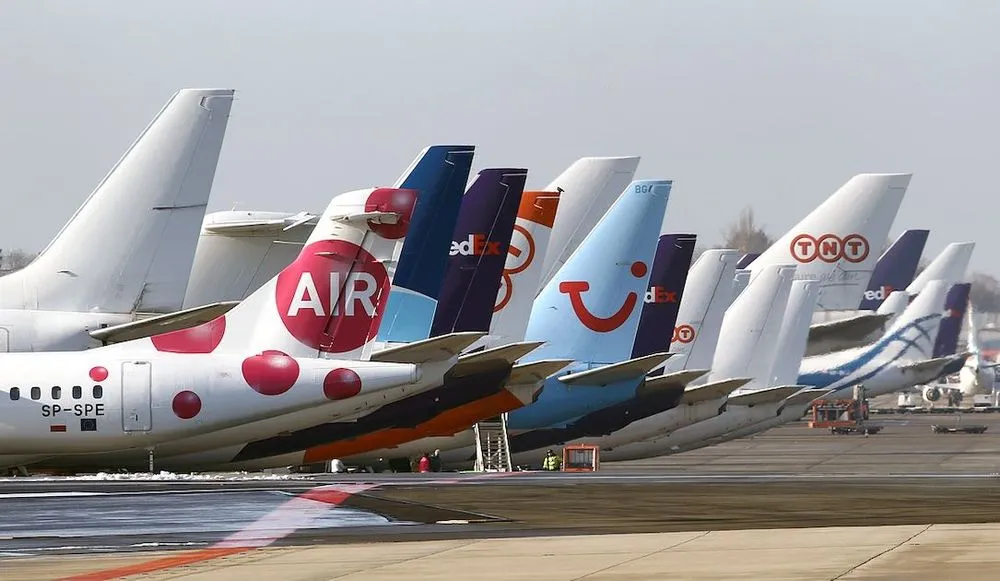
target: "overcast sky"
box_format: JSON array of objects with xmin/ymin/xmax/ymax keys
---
[{"xmin": 0, "ymin": 1, "xmax": 997, "ymax": 273}]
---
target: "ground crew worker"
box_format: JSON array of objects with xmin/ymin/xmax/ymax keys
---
[
  {"xmin": 418, "ymin": 452, "xmax": 431, "ymax": 473},
  {"xmin": 429, "ymin": 449, "xmax": 442, "ymax": 472},
  {"xmin": 542, "ymin": 449, "xmax": 561, "ymax": 471}
]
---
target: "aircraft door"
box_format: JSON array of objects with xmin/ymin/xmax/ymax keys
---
[
  {"xmin": 121, "ymin": 361, "xmax": 152, "ymax": 432},
  {"xmin": 0, "ymin": 328, "xmax": 9, "ymax": 352}
]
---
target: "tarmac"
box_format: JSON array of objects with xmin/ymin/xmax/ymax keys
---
[{"xmin": 4, "ymin": 412, "xmax": 1000, "ymax": 580}]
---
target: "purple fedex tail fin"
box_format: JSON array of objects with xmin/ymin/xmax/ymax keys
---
[
  {"xmin": 430, "ymin": 168, "xmax": 527, "ymax": 336},
  {"xmin": 858, "ymin": 229, "xmax": 929, "ymax": 310},
  {"xmin": 631, "ymin": 234, "xmax": 697, "ymax": 359},
  {"xmin": 933, "ymin": 282, "xmax": 971, "ymax": 358}
]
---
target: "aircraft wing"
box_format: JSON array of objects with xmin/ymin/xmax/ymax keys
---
[
  {"xmin": 900, "ymin": 355, "xmax": 968, "ymax": 379},
  {"xmin": 88, "ymin": 302, "xmax": 239, "ymax": 344},
  {"xmin": 804, "ymin": 312, "xmax": 893, "ymax": 357}
]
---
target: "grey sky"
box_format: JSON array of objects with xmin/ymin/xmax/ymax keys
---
[{"xmin": 1, "ymin": 0, "xmax": 997, "ymax": 272}]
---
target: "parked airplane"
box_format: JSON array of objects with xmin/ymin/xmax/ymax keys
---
[
  {"xmin": 798, "ymin": 279, "xmax": 958, "ymax": 400},
  {"xmin": 0, "ymin": 184, "xmax": 442, "ymax": 469},
  {"xmin": 0, "ymin": 88, "xmax": 234, "ymax": 352},
  {"xmin": 922, "ymin": 293, "xmax": 997, "ymax": 405}
]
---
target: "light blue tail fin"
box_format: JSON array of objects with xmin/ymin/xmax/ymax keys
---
[{"xmin": 523, "ymin": 180, "xmax": 672, "ymax": 365}]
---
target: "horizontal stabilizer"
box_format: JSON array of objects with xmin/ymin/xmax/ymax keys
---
[
  {"xmin": 728, "ymin": 385, "xmax": 803, "ymax": 406},
  {"xmin": 805, "ymin": 312, "xmax": 893, "ymax": 357},
  {"xmin": 900, "ymin": 355, "xmax": 966, "ymax": 376},
  {"xmin": 784, "ymin": 388, "xmax": 833, "ymax": 406},
  {"xmin": 203, "ymin": 214, "xmax": 318, "ymax": 234},
  {"xmin": 681, "ymin": 377, "xmax": 753, "ymax": 404},
  {"xmin": 507, "ymin": 359, "xmax": 575, "ymax": 385},
  {"xmin": 330, "ymin": 211, "xmax": 400, "ymax": 224},
  {"xmin": 449, "ymin": 341, "xmax": 546, "ymax": 378},
  {"xmin": 640, "ymin": 369, "xmax": 711, "ymax": 395},
  {"xmin": 369, "ymin": 332, "xmax": 485, "ymax": 364},
  {"xmin": 89, "ymin": 302, "xmax": 239, "ymax": 344},
  {"xmin": 558, "ymin": 352, "xmax": 673, "ymax": 386}
]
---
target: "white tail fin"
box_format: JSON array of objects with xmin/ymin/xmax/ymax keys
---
[
  {"xmin": 708, "ymin": 265, "xmax": 797, "ymax": 385},
  {"xmin": 487, "ymin": 190, "xmax": 561, "ymax": 346},
  {"xmin": 1, "ymin": 89, "xmax": 234, "ymax": 314},
  {"xmin": 906, "ymin": 242, "xmax": 975, "ymax": 294},
  {"xmin": 768, "ymin": 280, "xmax": 821, "ymax": 386},
  {"xmin": 748, "ymin": 173, "xmax": 910, "ymax": 310},
  {"xmin": 662, "ymin": 249, "xmax": 740, "ymax": 375},
  {"xmin": 143, "ymin": 187, "xmax": 418, "ymax": 359},
  {"xmin": 536, "ymin": 156, "xmax": 640, "ymax": 290}
]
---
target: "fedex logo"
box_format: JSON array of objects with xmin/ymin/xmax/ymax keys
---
[
  {"xmin": 644, "ymin": 286, "xmax": 678, "ymax": 304},
  {"xmin": 450, "ymin": 234, "xmax": 503, "ymax": 256},
  {"xmin": 862, "ymin": 285, "xmax": 894, "ymax": 301}
]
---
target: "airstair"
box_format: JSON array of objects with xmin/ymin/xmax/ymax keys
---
[{"xmin": 473, "ymin": 415, "xmax": 512, "ymax": 472}]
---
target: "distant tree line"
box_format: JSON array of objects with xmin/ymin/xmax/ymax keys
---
[
  {"xmin": 693, "ymin": 207, "xmax": 1000, "ymax": 313},
  {"xmin": 0, "ymin": 249, "xmax": 36, "ymax": 273}
]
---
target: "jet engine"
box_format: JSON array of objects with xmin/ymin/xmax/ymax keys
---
[{"xmin": 922, "ymin": 386, "xmax": 942, "ymax": 403}]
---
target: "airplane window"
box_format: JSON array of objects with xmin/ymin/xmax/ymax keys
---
[
  {"xmin": 52, "ymin": 386, "xmax": 62, "ymax": 400},
  {"xmin": 72, "ymin": 385, "xmax": 82, "ymax": 399},
  {"xmin": 93, "ymin": 385, "xmax": 103, "ymax": 399},
  {"xmin": 9, "ymin": 388, "xmax": 19, "ymax": 401},
  {"xmin": 30, "ymin": 386, "xmax": 40, "ymax": 400}
]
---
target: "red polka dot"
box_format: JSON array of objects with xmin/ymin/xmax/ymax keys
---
[
  {"xmin": 630, "ymin": 261, "xmax": 648, "ymax": 278},
  {"xmin": 89, "ymin": 366, "xmax": 109, "ymax": 382},
  {"xmin": 242, "ymin": 350, "xmax": 300, "ymax": 396},
  {"xmin": 323, "ymin": 368, "xmax": 363, "ymax": 400},
  {"xmin": 172, "ymin": 391, "xmax": 201, "ymax": 419},
  {"xmin": 151, "ymin": 316, "xmax": 226, "ymax": 354}
]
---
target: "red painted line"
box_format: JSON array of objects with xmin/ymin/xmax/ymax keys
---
[{"xmin": 58, "ymin": 547, "xmax": 249, "ymax": 581}]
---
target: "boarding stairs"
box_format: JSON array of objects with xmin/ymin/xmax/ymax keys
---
[{"xmin": 473, "ymin": 415, "xmax": 512, "ymax": 472}]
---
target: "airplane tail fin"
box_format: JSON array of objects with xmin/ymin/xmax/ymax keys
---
[
  {"xmin": 632, "ymin": 234, "xmax": 697, "ymax": 359},
  {"xmin": 667, "ymin": 249, "xmax": 741, "ymax": 378},
  {"xmin": 146, "ymin": 187, "xmax": 419, "ymax": 359},
  {"xmin": 525, "ymin": 180, "xmax": 672, "ymax": 365},
  {"xmin": 709, "ymin": 264, "xmax": 797, "ymax": 386},
  {"xmin": 907, "ymin": 242, "xmax": 975, "ymax": 294},
  {"xmin": 7, "ymin": 88, "xmax": 234, "ymax": 314},
  {"xmin": 858, "ymin": 229, "xmax": 930, "ymax": 310},
  {"xmin": 378, "ymin": 145, "xmax": 477, "ymax": 342},
  {"xmin": 430, "ymin": 168, "xmax": 527, "ymax": 336},
  {"xmin": 933, "ymin": 283, "xmax": 971, "ymax": 358},
  {"xmin": 537, "ymin": 156, "xmax": 641, "ymax": 290},
  {"xmin": 769, "ymin": 280, "xmax": 821, "ymax": 386},
  {"xmin": 488, "ymin": 190, "xmax": 561, "ymax": 345},
  {"xmin": 749, "ymin": 173, "xmax": 910, "ymax": 310},
  {"xmin": 868, "ymin": 279, "xmax": 950, "ymax": 364}
]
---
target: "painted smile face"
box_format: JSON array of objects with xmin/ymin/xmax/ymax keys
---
[{"xmin": 558, "ymin": 261, "xmax": 647, "ymax": 333}]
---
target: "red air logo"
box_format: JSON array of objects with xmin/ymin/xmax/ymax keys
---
[
  {"xmin": 276, "ymin": 240, "xmax": 390, "ymax": 353},
  {"xmin": 450, "ymin": 234, "xmax": 503, "ymax": 257},
  {"xmin": 790, "ymin": 233, "xmax": 870, "ymax": 264},
  {"xmin": 559, "ymin": 261, "xmax": 647, "ymax": 333},
  {"xmin": 644, "ymin": 286, "xmax": 678, "ymax": 304},
  {"xmin": 863, "ymin": 285, "xmax": 894, "ymax": 301},
  {"xmin": 672, "ymin": 324, "xmax": 695, "ymax": 344}
]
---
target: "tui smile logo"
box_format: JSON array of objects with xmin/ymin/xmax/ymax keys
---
[{"xmin": 559, "ymin": 261, "xmax": 647, "ymax": 333}]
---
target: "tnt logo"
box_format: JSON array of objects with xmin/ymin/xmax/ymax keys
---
[
  {"xmin": 863, "ymin": 285, "xmax": 894, "ymax": 301},
  {"xmin": 276, "ymin": 240, "xmax": 390, "ymax": 353},
  {"xmin": 672, "ymin": 324, "xmax": 695, "ymax": 344},
  {"xmin": 790, "ymin": 233, "xmax": 870, "ymax": 264},
  {"xmin": 644, "ymin": 287, "xmax": 678, "ymax": 304},
  {"xmin": 450, "ymin": 234, "xmax": 503, "ymax": 257}
]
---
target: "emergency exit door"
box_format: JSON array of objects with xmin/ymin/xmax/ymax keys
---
[{"xmin": 121, "ymin": 361, "xmax": 152, "ymax": 432}]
